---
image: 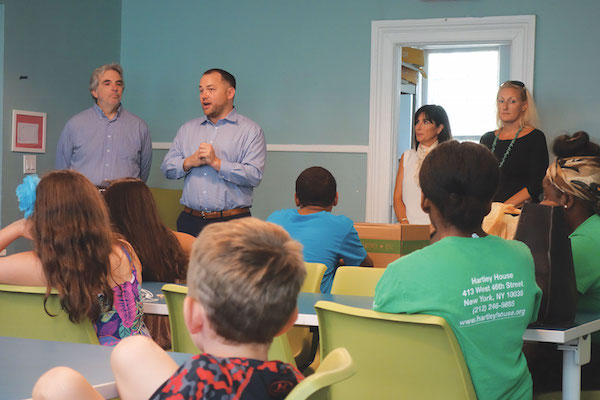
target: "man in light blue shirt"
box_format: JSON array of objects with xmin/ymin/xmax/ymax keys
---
[
  {"xmin": 161, "ymin": 69, "xmax": 266, "ymax": 236},
  {"xmin": 55, "ymin": 63, "xmax": 152, "ymax": 187}
]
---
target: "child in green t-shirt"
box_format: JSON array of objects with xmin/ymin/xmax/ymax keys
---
[{"xmin": 374, "ymin": 141, "xmax": 542, "ymax": 400}]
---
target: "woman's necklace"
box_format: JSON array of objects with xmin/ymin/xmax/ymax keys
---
[{"xmin": 491, "ymin": 126, "xmax": 523, "ymax": 168}]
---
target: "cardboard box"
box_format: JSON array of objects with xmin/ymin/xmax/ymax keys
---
[
  {"xmin": 402, "ymin": 47, "xmax": 424, "ymax": 66},
  {"xmin": 401, "ymin": 66, "xmax": 418, "ymax": 84},
  {"xmin": 354, "ymin": 222, "xmax": 430, "ymax": 268}
]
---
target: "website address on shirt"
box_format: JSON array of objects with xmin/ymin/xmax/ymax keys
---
[{"xmin": 459, "ymin": 309, "xmax": 526, "ymax": 326}]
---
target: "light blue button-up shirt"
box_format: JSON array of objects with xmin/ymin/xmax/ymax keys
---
[
  {"xmin": 55, "ymin": 104, "xmax": 152, "ymax": 186},
  {"xmin": 161, "ymin": 109, "xmax": 266, "ymax": 211}
]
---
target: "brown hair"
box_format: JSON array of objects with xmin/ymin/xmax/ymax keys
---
[
  {"xmin": 103, "ymin": 178, "xmax": 187, "ymax": 282},
  {"xmin": 188, "ymin": 218, "xmax": 306, "ymax": 344},
  {"xmin": 32, "ymin": 170, "xmax": 115, "ymax": 323}
]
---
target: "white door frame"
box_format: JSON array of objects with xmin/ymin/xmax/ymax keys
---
[{"xmin": 366, "ymin": 15, "xmax": 536, "ymax": 222}]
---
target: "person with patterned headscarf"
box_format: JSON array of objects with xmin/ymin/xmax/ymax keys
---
[
  {"xmin": 542, "ymin": 131, "xmax": 600, "ymax": 313},
  {"xmin": 531, "ymin": 131, "xmax": 600, "ymax": 393}
]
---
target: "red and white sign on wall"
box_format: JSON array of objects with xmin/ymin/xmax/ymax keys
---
[{"xmin": 12, "ymin": 110, "xmax": 47, "ymax": 153}]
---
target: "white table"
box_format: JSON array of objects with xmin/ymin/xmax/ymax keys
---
[
  {"xmin": 523, "ymin": 314, "xmax": 600, "ymax": 400},
  {"xmin": 142, "ymin": 282, "xmax": 600, "ymax": 400},
  {"xmin": 0, "ymin": 336, "xmax": 190, "ymax": 400}
]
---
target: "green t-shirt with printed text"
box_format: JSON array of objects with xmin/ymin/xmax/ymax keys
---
[
  {"xmin": 374, "ymin": 235, "xmax": 542, "ymax": 400},
  {"xmin": 571, "ymin": 214, "xmax": 600, "ymax": 313}
]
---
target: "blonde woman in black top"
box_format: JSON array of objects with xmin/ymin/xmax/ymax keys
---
[{"xmin": 480, "ymin": 81, "xmax": 548, "ymax": 206}]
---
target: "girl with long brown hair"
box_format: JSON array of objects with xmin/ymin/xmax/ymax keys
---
[
  {"xmin": 103, "ymin": 178, "xmax": 193, "ymax": 348},
  {"xmin": 103, "ymin": 178, "xmax": 193, "ymax": 282},
  {"xmin": 0, "ymin": 170, "xmax": 148, "ymax": 346}
]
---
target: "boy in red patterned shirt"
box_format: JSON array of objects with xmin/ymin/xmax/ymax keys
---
[{"xmin": 33, "ymin": 218, "xmax": 306, "ymax": 400}]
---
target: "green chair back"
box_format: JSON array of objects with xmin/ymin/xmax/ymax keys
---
[
  {"xmin": 330, "ymin": 267, "xmax": 385, "ymax": 296},
  {"xmin": 290, "ymin": 262, "xmax": 326, "ymax": 369},
  {"xmin": 149, "ymin": 187, "xmax": 184, "ymax": 230},
  {"xmin": 285, "ymin": 347, "xmax": 355, "ymax": 400},
  {"xmin": 315, "ymin": 301, "xmax": 477, "ymax": 400},
  {"xmin": 301, "ymin": 263, "xmax": 327, "ymax": 293},
  {"xmin": 161, "ymin": 284, "xmax": 296, "ymax": 367},
  {"xmin": 0, "ymin": 284, "xmax": 99, "ymax": 344},
  {"xmin": 161, "ymin": 284, "xmax": 196, "ymax": 353}
]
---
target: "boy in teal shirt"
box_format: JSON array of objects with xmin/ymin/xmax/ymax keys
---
[{"xmin": 268, "ymin": 166, "xmax": 371, "ymax": 293}]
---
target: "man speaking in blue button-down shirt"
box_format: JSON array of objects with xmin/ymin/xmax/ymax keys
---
[
  {"xmin": 55, "ymin": 63, "xmax": 152, "ymax": 188},
  {"xmin": 161, "ymin": 68, "xmax": 266, "ymax": 237}
]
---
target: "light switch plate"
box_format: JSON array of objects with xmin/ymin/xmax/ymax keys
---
[{"xmin": 23, "ymin": 154, "xmax": 36, "ymax": 174}]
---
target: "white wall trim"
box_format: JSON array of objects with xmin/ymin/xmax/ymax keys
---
[
  {"xmin": 267, "ymin": 144, "xmax": 368, "ymax": 153},
  {"xmin": 367, "ymin": 15, "xmax": 536, "ymax": 222},
  {"xmin": 152, "ymin": 142, "xmax": 172, "ymax": 150},
  {"xmin": 153, "ymin": 142, "xmax": 368, "ymax": 153}
]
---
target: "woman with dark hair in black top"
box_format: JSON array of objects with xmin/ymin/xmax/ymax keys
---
[{"xmin": 480, "ymin": 81, "xmax": 548, "ymax": 206}]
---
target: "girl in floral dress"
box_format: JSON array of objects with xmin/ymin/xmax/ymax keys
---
[{"xmin": 0, "ymin": 170, "xmax": 148, "ymax": 345}]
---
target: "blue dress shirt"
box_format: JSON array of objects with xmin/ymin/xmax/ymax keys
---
[
  {"xmin": 161, "ymin": 109, "xmax": 266, "ymax": 211},
  {"xmin": 55, "ymin": 104, "xmax": 152, "ymax": 186}
]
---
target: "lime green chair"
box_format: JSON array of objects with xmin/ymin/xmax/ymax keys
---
[
  {"xmin": 285, "ymin": 348, "xmax": 355, "ymax": 400},
  {"xmin": 161, "ymin": 284, "xmax": 296, "ymax": 366},
  {"xmin": 0, "ymin": 284, "xmax": 99, "ymax": 344},
  {"xmin": 330, "ymin": 267, "xmax": 385, "ymax": 296},
  {"xmin": 301, "ymin": 263, "xmax": 327, "ymax": 293},
  {"xmin": 290, "ymin": 263, "xmax": 327, "ymax": 370},
  {"xmin": 149, "ymin": 187, "xmax": 184, "ymax": 230},
  {"xmin": 315, "ymin": 301, "xmax": 477, "ymax": 399}
]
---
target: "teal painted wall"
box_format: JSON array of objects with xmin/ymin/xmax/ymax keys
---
[
  {"xmin": 1, "ymin": 0, "xmax": 121, "ymax": 253},
  {"xmin": 120, "ymin": 0, "xmax": 600, "ymax": 222}
]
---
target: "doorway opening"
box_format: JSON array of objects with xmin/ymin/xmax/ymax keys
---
[{"xmin": 367, "ymin": 15, "xmax": 536, "ymax": 223}]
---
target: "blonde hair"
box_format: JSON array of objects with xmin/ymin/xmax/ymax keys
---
[
  {"xmin": 187, "ymin": 218, "xmax": 305, "ymax": 344},
  {"xmin": 496, "ymin": 81, "xmax": 539, "ymax": 129}
]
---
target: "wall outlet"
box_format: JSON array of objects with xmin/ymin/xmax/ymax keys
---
[{"xmin": 23, "ymin": 154, "xmax": 36, "ymax": 174}]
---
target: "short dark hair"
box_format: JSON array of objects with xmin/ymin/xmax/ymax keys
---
[
  {"xmin": 414, "ymin": 105, "xmax": 452, "ymax": 148},
  {"xmin": 203, "ymin": 68, "xmax": 236, "ymax": 89},
  {"xmin": 419, "ymin": 141, "xmax": 499, "ymax": 232},
  {"xmin": 553, "ymin": 131, "xmax": 600, "ymax": 158},
  {"xmin": 295, "ymin": 166, "xmax": 337, "ymax": 208}
]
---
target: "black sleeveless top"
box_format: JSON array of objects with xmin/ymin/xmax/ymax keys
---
[{"xmin": 480, "ymin": 129, "xmax": 548, "ymax": 203}]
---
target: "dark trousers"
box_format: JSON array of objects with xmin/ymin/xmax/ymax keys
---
[{"xmin": 176, "ymin": 210, "xmax": 251, "ymax": 237}]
